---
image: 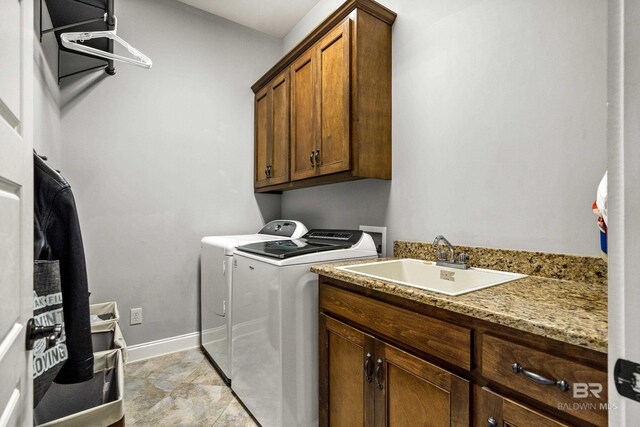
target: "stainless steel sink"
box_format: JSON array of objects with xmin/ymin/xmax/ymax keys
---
[{"xmin": 337, "ymin": 259, "xmax": 527, "ymax": 296}]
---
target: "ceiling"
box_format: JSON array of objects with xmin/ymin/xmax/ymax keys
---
[{"xmin": 176, "ymin": 0, "xmax": 322, "ymax": 38}]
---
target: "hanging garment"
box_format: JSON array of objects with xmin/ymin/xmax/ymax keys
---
[{"xmin": 34, "ymin": 153, "xmax": 94, "ymax": 384}]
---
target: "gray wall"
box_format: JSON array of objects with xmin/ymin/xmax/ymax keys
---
[
  {"xmin": 55, "ymin": 0, "xmax": 282, "ymax": 345},
  {"xmin": 282, "ymin": 0, "xmax": 608, "ymax": 257},
  {"xmin": 33, "ymin": 3, "xmax": 62, "ymax": 166},
  {"xmin": 33, "ymin": 0, "xmax": 608, "ymax": 347}
]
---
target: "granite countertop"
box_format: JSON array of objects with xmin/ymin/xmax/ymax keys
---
[{"xmin": 311, "ymin": 258, "xmax": 608, "ymax": 353}]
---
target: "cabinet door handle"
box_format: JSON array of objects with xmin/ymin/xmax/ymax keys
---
[
  {"xmin": 511, "ymin": 363, "xmax": 570, "ymax": 392},
  {"xmin": 364, "ymin": 352, "xmax": 373, "ymax": 383},
  {"xmin": 310, "ymin": 151, "xmax": 315, "ymax": 167},
  {"xmin": 375, "ymin": 358, "xmax": 384, "ymax": 390},
  {"xmin": 487, "ymin": 417, "xmax": 498, "ymax": 427},
  {"xmin": 267, "ymin": 165, "xmax": 272, "ymax": 178},
  {"xmin": 315, "ymin": 149, "xmax": 320, "ymax": 166}
]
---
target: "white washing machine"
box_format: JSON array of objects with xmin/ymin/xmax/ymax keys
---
[
  {"xmin": 200, "ymin": 220, "xmax": 307, "ymax": 382},
  {"xmin": 231, "ymin": 230, "xmax": 378, "ymax": 427}
]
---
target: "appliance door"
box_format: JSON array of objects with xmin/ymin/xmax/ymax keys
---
[
  {"xmin": 200, "ymin": 244, "xmax": 231, "ymax": 379},
  {"xmin": 231, "ymin": 255, "xmax": 282, "ymax": 427}
]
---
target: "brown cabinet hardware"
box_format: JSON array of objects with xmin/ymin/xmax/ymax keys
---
[
  {"xmin": 374, "ymin": 358, "xmax": 383, "ymax": 390},
  {"xmin": 364, "ymin": 352, "xmax": 373, "ymax": 383},
  {"xmin": 512, "ymin": 362, "xmax": 570, "ymax": 392}
]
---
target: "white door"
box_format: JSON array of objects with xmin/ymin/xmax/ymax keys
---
[
  {"xmin": 608, "ymin": 0, "xmax": 640, "ymax": 424},
  {"xmin": 0, "ymin": 0, "xmax": 34, "ymax": 425}
]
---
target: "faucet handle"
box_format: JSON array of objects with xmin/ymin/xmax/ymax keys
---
[
  {"xmin": 458, "ymin": 253, "xmax": 469, "ymax": 263},
  {"xmin": 438, "ymin": 251, "xmax": 448, "ymax": 261}
]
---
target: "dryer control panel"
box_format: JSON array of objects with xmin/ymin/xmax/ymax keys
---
[{"xmin": 259, "ymin": 220, "xmax": 306, "ymax": 238}]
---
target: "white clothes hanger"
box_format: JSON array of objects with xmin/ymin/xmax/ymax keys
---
[{"xmin": 61, "ymin": 14, "xmax": 152, "ymax": 69}]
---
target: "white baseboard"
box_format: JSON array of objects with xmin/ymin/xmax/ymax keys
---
[{"xmin": 126, "ymin": 331, "xmax": 200, "ymax": 363}]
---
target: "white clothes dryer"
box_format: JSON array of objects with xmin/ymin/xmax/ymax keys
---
[{"xmin": 200, "ymin": 220, "xmax": 307, "ymax": 382}]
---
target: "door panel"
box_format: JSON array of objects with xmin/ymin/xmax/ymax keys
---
[
  {"xmin": 290, "ymin": 50, "xmax": 318, "ymax": 181},
  {"xmin": 0, "ymin": 186, "xmax": 20, "ymax": 341},
  {"xmin": 387, "ymin": 364, "xmax": 450, "ymax": 427},
  {"xmin": 320, "ymin": 315, "xmax": 374, "ymax": 427},
  {"xmin": 0, "ymin": 0, "xmax": 34, "ymax": 424},
  {"xmin": 317, "ymin": 19, "xmax": 351, "ymax": 176},
  {"xmin": 375, "ymin": 341, "xmax": 470, "ymax": 427},
  {"xmin": 0, "ymin": 0, "xmax": 21, "ymax": 121},
  {"xmin": 269, "ymin": 72, "xmax": 289, "ymax": 185},
  {"xmin": 254, "ymin": 87, "xmax": 270, "ymax": 188}
]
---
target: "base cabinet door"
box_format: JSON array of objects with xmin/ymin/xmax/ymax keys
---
[
  {"xmin": 475, "ymin": 387, "xmax": 570, "ymax": 427},
  {"xmin": 320, "ymin": 314, "xmax": 471, "ymax": 427},
  {"xmin": 375, "ymin": 341, "xmax": 470, "ymax": 427},
  {"xmin": 320, "ymin": 314, "xmax": 375, "ymax": 427}
]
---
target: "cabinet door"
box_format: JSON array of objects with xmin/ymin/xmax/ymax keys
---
[
  {"xmin": 254, "ymin": 86, "xmax": 271, "ymax": 188},
  {"xmin": 320, "ymin": 314, "xmax": 375, "ymax": 427},
  {"xmin": 316, "ymin": 18, "xmax": 351, "ymax": 176},
  {"xmin": 269, "ymin": 71, "xmax": 290, "ymax": 185},
  {"xmin": 374, "ymin": 340, "xmax": 470, "ymax": 427},
  {"xmin": 290, "ymin": 48, "xmax": 319, "ymax": 181},
  {"xmin": 475, "ymin": 386, "xmax": 570, "ymax": 427}
]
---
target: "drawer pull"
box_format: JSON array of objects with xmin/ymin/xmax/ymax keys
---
[
  {"xmin": 487, "ymin": 417, "xmax": 498, "ymax": 427},
  {"xmin": 375, "ymin": 358, "xmax": 384, "ymax": 390},
  {"xmin": 511, "ymin": 362, "xmax": 570, "ymax": 392},
  {"xmin": 364, "ymin": 352, "xmax": 373, "ymax": 383}
]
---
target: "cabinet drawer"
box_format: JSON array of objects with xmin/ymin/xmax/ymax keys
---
[
  {"xmin": 319, "ymin": 284, "xmax": 471, "ymax": 369},
  {"xmin": 475, "ymin": 386, "xmax": 570, "ymax": 427},
  {"xmin": 481, "ymin": 334, "xmax": 607, "ymax": 426}
]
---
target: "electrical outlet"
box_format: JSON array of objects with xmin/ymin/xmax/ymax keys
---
[{"xmin": 130, "ymin": 308, "xmax": 142, "ymax": 325}]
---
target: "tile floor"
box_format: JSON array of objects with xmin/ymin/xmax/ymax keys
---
[{"xmin": 124, "ymin": 349, "xmax": 257, "ymax": 426}]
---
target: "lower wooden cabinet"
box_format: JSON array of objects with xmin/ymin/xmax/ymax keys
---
[
  {"xmin": 318, "ymin": 279, "xmax": 608, "ymax": 427},
  {"xmin": 320, "ymin": 314, "xmax": 470, "ymax": 427},
  {"xmin": 475, "ymin": 386, "xmax": 570, "ymax": 427}
]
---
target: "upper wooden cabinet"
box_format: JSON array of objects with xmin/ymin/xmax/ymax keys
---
[{"xmin": 252, "ymin": 0, "xmax": 396, "ymax": 192}]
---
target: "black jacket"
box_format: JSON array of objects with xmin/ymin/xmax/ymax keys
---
[{"xmin": 34, "ymin": 154, "xmax": 94, "ymax": 383}]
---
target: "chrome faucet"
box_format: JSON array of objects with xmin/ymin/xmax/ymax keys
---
[{"xmin": 432, "ymin": 235, "xmax": 469, "ymax": 270}]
